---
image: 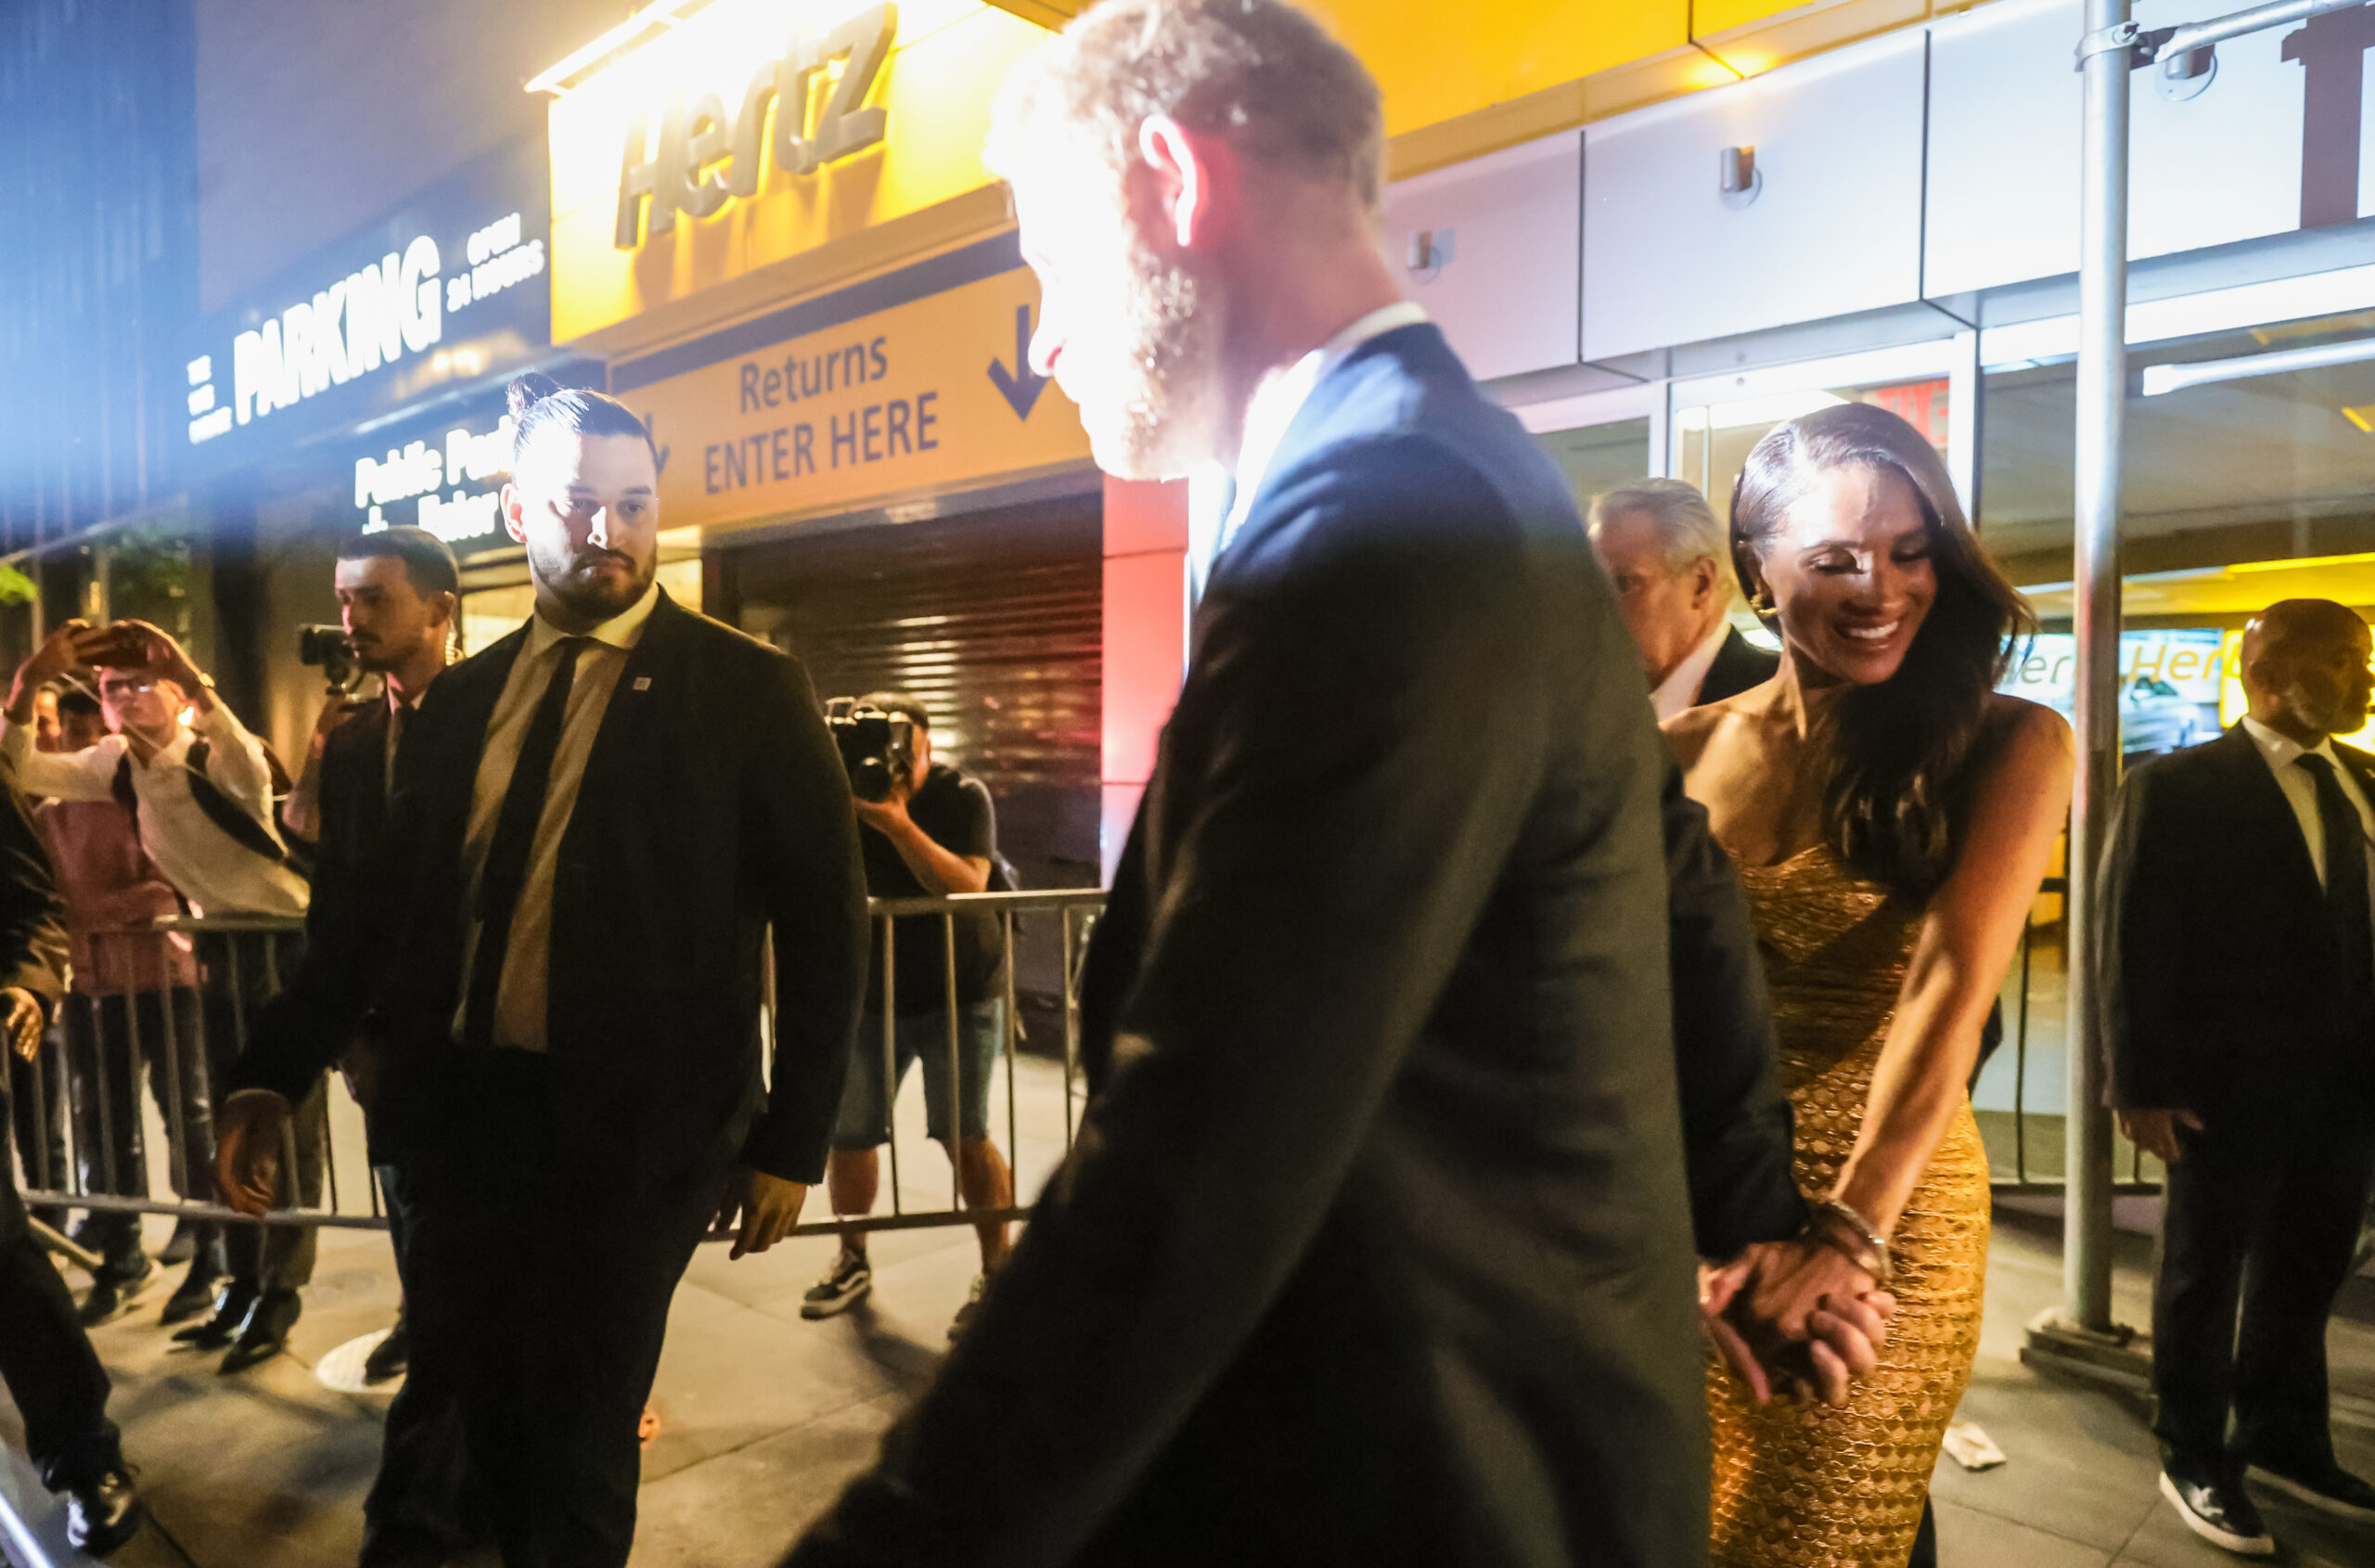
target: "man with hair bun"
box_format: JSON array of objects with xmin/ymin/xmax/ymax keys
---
[{"xmin": 221, "ymin": 372, "xmax": 867, "ymax": 1568}]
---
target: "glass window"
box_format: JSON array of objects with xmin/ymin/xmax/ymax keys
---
[
  {"xmin": 1677, "ymin": 376, "xmax": 1954, "ymax": 529},
  {"xmin": 1537, "ymin": 417, "xmax": 1651, "ymax": 513}
]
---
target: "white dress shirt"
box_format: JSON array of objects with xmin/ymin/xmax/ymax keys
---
[
  {"xmin": 1192, "ymin": 301, "xmax": 1431, "ymax": 595},
  {"xmin": 456, "ymin": 583, "xmax": 661, "ymax": 1052},
  {"xmin": 2240, "ymin": 713, "xmax": 2375, "ymax": 890},
  {"xmin": 1650, "ymin": 622, "xmax": 1735, "ymax": 723},
  {"xmin": 2, "ymin": 703, "xmax": 309, "ymax": 919}
]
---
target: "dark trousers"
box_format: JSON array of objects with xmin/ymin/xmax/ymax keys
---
[
  {"xmin": 0, "ymin": 1171, "xmax": 119, "ymax": 1488},
  {"xmin": 361, "ymin": 1157, "xmax": 483, "ymax": 1566},
  {"xmin": 2152, "ymin": 1115, "xmax": 2375, "ymax": 1464},
  {"xmin": 62, "ymin": 987, "xmax": 210, "ymax": 1263},
  {"xmin": 196, "ymin": 930, "xmax": 322, "ymax": 1292},
  {"xmin": 394, "ymin": 1053, "xmax": 724, "ymax": 1568}
]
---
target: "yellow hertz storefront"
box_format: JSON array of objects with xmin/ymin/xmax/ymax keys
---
[{"xmin": 531, "ymin": 0, "xmax": 1945, "ymax": 890}]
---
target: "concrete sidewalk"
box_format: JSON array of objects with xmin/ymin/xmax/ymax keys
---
[{"xmin": 6, "ymin": 1070, "xmax": 2374, "ymax": 1566}]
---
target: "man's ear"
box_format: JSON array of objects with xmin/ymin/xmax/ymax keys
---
[
  {"xmin": 502, "ymin": 482, "xmax": 529, "ymax": 546},
  {"xmin": 1688, "ymin": 554, "xmax": 1723, "ymax": 610},
  {"xmin": 1137, "ymin": 114, "xmax": 1234, "ymax": 251}
]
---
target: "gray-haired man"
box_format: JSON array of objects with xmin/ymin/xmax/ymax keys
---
[{"xmin": 1589, "ymin": 478, "xmax": 1778, "ymax": 717}]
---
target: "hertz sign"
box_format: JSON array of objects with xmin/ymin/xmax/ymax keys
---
[
  {"xmin": 544, "ymin": 0, "xmax": 1050, "ymax": 344},
  {"xmin": 612, "ymin": 4, "xmax": 894, "ymax": 249}
]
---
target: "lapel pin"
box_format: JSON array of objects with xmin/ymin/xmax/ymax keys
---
[{"xmin": 633, "ymin": 676, "xmax": 652, "ymax": 691}]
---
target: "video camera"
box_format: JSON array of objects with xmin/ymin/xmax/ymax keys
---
[
  {"xmin": 296, "ymin": 623, "xmax": 364, "ymax": 695},
  {"xmin": 823, "ymin": 697, "xmax": 918, "ymax": 803}
]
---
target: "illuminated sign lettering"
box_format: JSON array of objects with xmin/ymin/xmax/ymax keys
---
[
  {"xmin": 188, "ymin": 212, "xmax": 545, "ymax": 447},
  {"xmin": 612, "ymin": 3, "xmax": 894, "ymax": 250},
  {"xmin": 353, "ymin": 416, "xmax": 516, "ymax": 546}
]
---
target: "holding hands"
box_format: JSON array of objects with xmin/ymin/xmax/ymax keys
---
[{"xmin": 1701, "ymin": 1218, "xmax": 1897, "ymax": 1407}]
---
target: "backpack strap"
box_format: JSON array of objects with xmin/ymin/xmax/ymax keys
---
[{"xmin": 178, "ymin": 738, "xmax": 300, "ymax": 871}]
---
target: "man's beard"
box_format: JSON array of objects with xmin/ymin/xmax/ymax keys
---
[
  {"xmin": 532, "ymin": 538, "xmax": 654, "ymax": 623},
  {"xmin": 1086, "ymin": 234, "xmax": 1226, "ymax": 482}
]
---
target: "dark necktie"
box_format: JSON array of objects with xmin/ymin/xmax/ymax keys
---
[
  {"xmin": 2296, "ymin": 753, "xmax": 2373, "ymax": 995},
  {"xmin": 461, "ymin": 637, "xmax": 588, "ymax": 1049}
]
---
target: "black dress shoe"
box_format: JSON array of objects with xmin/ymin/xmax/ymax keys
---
[
  {"xmin": 2162, "ymin": 1451, "xmax": 2276, "ymax": 1556},
  {"xmin": 363, "ymin": 1315, "xmax": 410, "ymax": 1383},
  {"xmin": 159, "ymin": 1217, "xmax": 200, "ymax": 1266},
  {"xmin": 219, "ymin": 1286, "xmax": 302, "ymax": 1373},
  {"xmin": 172, "ymin": 1278, "xmax": 256, "ymax": 1348},
  {"xmin": 2247, "ymin": 1451, "xmax": 2375, "ymax": 1521},
  {"xmin": 62, "ymin": 1465, "xmax": 142, "ymax": 1556},
  {"xmin": 160, "ymin": 1257, "xmax": 223, "ymax": 1326},
  {"xmin": 76, "ymin": 1254, "xmax": 154, "ymax": 1327}
]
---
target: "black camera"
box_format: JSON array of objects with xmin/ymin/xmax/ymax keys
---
[
  {"xmin": 297, "ymin": 623, "xmax": 363, "ymax": 694},
  {"xmin": 823, "ymin": 697, "xmax": 918, "ymax": 803}
]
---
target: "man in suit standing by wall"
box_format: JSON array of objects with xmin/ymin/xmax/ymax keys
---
[
  {"xmin": 783, "ymin": 6, "xmax": 1886, "ymax": 1565},
  {"xmin": 219, "ymin": 375, "xmax": 867, "ymax": 1568},
  {"xmin": 1589, "ymin": 479, "xmax": 1778, "ymax": 717},
  {"xmin": 2101, "ymin": 597, "xmax": 2375, "ymax": 1556}
]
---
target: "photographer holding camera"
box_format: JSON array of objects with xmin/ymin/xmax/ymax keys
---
[
  {"xmin": 3, "ymin": 617, "xmax": 320, "ymax": 1370},
  {"xmin": 803, "ymin": 692, "xmax": 1014, "ymax": 1336}
]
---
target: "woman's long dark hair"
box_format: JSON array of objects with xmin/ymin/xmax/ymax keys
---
[{"xmin": 1729, "ymin": 402, "xmax": 2034, "ymax": 898}]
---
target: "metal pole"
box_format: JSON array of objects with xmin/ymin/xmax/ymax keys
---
[{"xmin": 2062, "ymin": 0, "xmax": 2132, "ymax": 1340}]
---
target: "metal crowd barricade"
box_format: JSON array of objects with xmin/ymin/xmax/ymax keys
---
[
  {"xmin": 767, "ymin": 888, "xmax": 1103, "ymax": 1241},
  {"xmin": 1981, "ymin": 874, "xmax": 2163, "ymax": 1198},
  {"xmin": 5, "ymin": 897, "xmax": 1109, "ymax": 1253},
  {"xmin": 8, "ymin": 913, "xmax": 391, "ymax": 1243}
]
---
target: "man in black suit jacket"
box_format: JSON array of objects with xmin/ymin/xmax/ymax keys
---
[
  {"xmin": 269, "ymin": 524, "xmax": 466, "ymax": 1559},
  {"xmin": 2101, "ymin": 598, "xmax": 2375, "ymax": 1552},
  {"xmin": 784, "ymin": 6, "xmax": 1884, "ymax": 1565},
  {"xmin": 222, "ymin": 380, "xmax": 867, "ymax": 1568},
  {"xmin": 1588, "ymin": 478, "xmax": 1779, "ymax": 717}
]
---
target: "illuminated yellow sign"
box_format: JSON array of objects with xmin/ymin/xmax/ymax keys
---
[
  {"xmin": 625, "ymin": 264, "xmax": 1089, "ymax": 530},
  {"xmin": 548, "ymin": 0, "xmax": 1048, "ymax": 344}
]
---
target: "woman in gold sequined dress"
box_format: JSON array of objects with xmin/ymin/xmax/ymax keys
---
[{"xmin": 1663, "ymin": 404, "xmax": 2073, "ymax": 1568}]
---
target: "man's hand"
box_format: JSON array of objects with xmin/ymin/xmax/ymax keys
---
[
  {"xmin": 850, "ymin": 775, "xmax": 915, "ymax": 837},
  {"xmin": 7, "ymin": 620, "xmax": 95, "ymax": 721},
  {"xmin": 1701, "ymin": 1238, "xmax": 1896, "ymax": 1407},
  {"xmin": 337, "ymin": 1037, "xmax": 386, "ymax": 1111},
  {"xmin": 2117, "ymin": 1107, "xmax": 2202, "ymax": 1163},
  {"xmin": 1, "ymin": 988, "xmax": 44, "ymax": 1061},
  {"xmin": 215, "ymin": 1093, "xmax": 293, "ymax": 1217},
  {"xmin": 717, "ymin": 1168, "xmax": 809, "ymax": 1259},
  {"xmin": 96, "ymin": 620, "xmax": 211, "ymax": 707}
]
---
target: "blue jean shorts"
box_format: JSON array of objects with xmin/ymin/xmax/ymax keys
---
[{"xmin": 829, "ymin": 998, "xmax": 1006, "ymax": 1150}]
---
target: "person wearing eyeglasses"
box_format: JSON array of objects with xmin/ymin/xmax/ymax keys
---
[
  {"xmin": 2, "ymin": 620, "xmax": 320, "ymax": 1372},
  {"xmin": 2101, "ymin": 598, "xmax": 2375, "ymax": 1554}
]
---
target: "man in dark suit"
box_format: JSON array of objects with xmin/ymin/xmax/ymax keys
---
[
  {"xmin": 220, "ymin": 377, "xmax": 867, "ymax": 1568},
  {"xmin": 2101, "ymin": 597, "xmax": 2375, "ymax": 1555},
  {"xmin": 0, "ymin": 775, "xmax": 142, "ymax": 1551},
  {"xmin": 264, "ymin": 524, "xmax": 465, "ymax": 1561},
  {"xmin": 1589, "ymin": 478, "xmax": 1778, "ymax": 717},
  {"xmin": 783, "ymin": 6, "xmax": 1885, "ymax": 1565}
]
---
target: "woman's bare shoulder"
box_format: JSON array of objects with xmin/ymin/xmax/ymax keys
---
[
  {"xmin": 1973, "ymin": 693, "xmax": 2076, "ymax": 803},
  {"xmin": 1660, "ymin": 698, "xmax": 1738, "ymax": 767}
]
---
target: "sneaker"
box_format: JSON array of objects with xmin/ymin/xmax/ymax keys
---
[
  {"xmin": 800, "ymin": 1253, "xmax": 872, "ymax": 1319},
  {"xmin": 947, "ymin": 1275, "xmax": 986, "ymax": 1341},
  {"xmin": 2246, "ymin": 1453, "xmax": 2375, "ymax": 1522},
  {"xmin": 2161, "ymin": 1458, "xmax": 2276, "ymax": 1556}
]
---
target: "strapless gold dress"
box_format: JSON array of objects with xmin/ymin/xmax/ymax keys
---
[{"xmin": 1708, "ymin": 846, "xmax": 1990, "ymax": 1568}]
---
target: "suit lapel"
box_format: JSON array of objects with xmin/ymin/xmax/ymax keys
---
[{"xmin": 2208, "ymin": 726, "xmax": 2325, "ymax": 904}]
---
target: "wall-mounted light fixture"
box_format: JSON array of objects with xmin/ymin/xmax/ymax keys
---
[
  {"xmin": 1406, "ymin": 229, "xmax": 1455, "ymax": 280},
  {"xmin": 1719, "ymin": 146, "xmax": 1762, "ymax": 209}
]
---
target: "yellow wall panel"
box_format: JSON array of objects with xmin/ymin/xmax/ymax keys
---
[{"xmin": 1297, "ymin": 1, "xmax": 1691, "ymax": 136}]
